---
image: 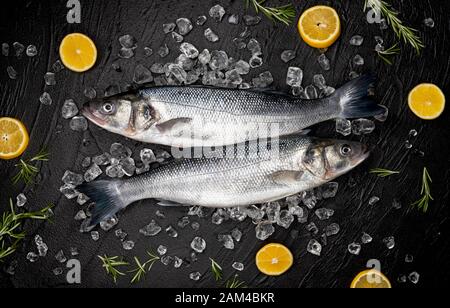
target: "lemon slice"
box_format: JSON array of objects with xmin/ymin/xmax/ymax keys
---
[
  {"xmin": 351, "ymin": 270, "xmax": 392, "ymax": 288},
  {"xmin": 256, "ymin": 243, "xmax": 294, "ymax": 276},
  {"xmin": 0, "ymin": 117, "xmax": 30, "ymax": 160},
  {"xmin": 298, "ymin": 6, "xmax": 341, "ymax": 49},
  {"xmin": 59, "ymin": 33, "xmax": 97, "ymax": 72},
  {"xmin": 408, "ymin": 83, "xmax": 445, "ymax": 120}
]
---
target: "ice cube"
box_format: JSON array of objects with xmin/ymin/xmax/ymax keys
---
[
  {"xmin": 167, "ymin": 64, "xmax": 187, "ymax": 83},
  {"xmin": 374, "ymin": 105, "xmax": 389, "ymax": 122},
  {"xmin": 286, "ymin": 67, "xmax": 303, "ymax": 87},
  {"xmin": 139, "ymin": 220, "xmax": 162, "ymax": 236},
  {"xmin": 61, "ymin": 99, "xmax": 79, "ymax": 119},
  {"xmin": 119, "ymin": 35, "xmax": 137, "ymax": 49},
  {"xmin": 191, "ymin": 222, "xmax": 200, "ymax": 230},
  {"xmin": 122, "ymin": 240, "xmax": 134, "ymax": 250},
  {"xmin": 253, "ymin": 71, "xmax": 273, "ymax": 88},
  {"xmin": 69, "ymin": 116, "xmax": 88, "ymax": 132},
  {"xmin": 176, "ymin": 216, "xmax": 190, "ymax": 229},
  {"xmin": 69, "ymin": 247, "xmax": 79, "ymax": 256},
  {"xmin": 180, "ymin": 42, "xmax": 199, "ymax": 59},
  {"xmin": 315, "ymin": 208, "xmax": 335, "ymax": 220},
  {"xmin": 100, "ymin": 215, "xmax": 119, "ymax": 231},
  {"xmin": 306, "ymin": 222, "xmax": 319, "ymax": 234},
  {"xmin": 392, "ymin": 199, "xmax": 402, "ymax": 210},
  {"xmin": 158, "ymin": 44, "xmax": 170, "ymax": 58},
  {"xmin": 144, "ymin": 47, "xmax": 153, "ymax": 57},
  {"xmin": 91, "ymin": 153, "xmax": 110, "ymax": 166},
  {"xmin": 225, "ymin": 69, "xmax": 243, "ymax": 86},
  {"xmin": 176, "ymin": 18, "xmax": 193, "ymax": 35},
  {"xmin": 265, "ymin": 202, "xmax": 281, "ymax": 223},
  {"xmin": 374, "ymin": 36, "xmax": 384, "ymax": 45},
  {"xmin": 405, "ymin": 254, "xmax": 414, "ymax": 263},
  {"xmin": 165, "ymin": 225, "xmax": 178, "ymax": 238},
  {"xmin": 106, "ymin": 165, "xmax": 124, "ymax": 178},
  {"xmin": 305, "ymin": 85, "xmax": 318, "ymax": 99},
  {"xmin": 189, "ymin": 272, "xmax": 201, "ymax": 281},
  {"xmin": 84, "ymin": 164, "xmax": 102, "ymax": 182},
  {"xmin": 244, "ymin": 205, "xmax": 265, "ymax": 222},
  {"xmin": 277, "ymin": 210, "xmax": 294, "ymax": 229},
  {"xmin": 361, "ymin": 232, "xmax": 373, "ymax": 244},
  {"xmin": 34, "ymin": 235, "xmax": 44, "ymax": 246},
  {"xmin": 317, "ymin": 54, "xmax": 331, "ymax": 71},
  {"xmin": 232, "ymin": 38, "xmax": 246, "ymax": 49},
  {"xmin": 171, "ymin": 31, "xmax": 184, "ymax": 43},
  {"xmin": 352, "ymin": 119, "xmax": 375, "ymax": 135},
  {"xmin": 52, "ymin": 60, "xmax": 65, "ymax": 73},
  {"xmin": 204, "ymin": 28, "xmax": 219, "ymax": 42},
  {"xmin": 239, "ymin": 82, "xmax": 251, "ymax": 90},
  {"xmin": 349, "ymin": 71, "xmax": 360, "ymax": 80},
  {"xmin": 163, "ymin": 23, "xmax": 176, "ymax": 34},
  {"xmin": 228, "ymin": 14, "xmax": 239, "ymax": 24},
  {"xmin": 174, "ymin": 256, "xmax": 183, "ymax": 268},
  {"xmin": 74, "ymin": 210, "xmax": 87, "ymax": 221},
  {"xmin": 302, "ymin": 190, "xmax": 317, "ymax": 209},
  {"xmin": 313, "ymin": 74, "xmax": 326, "ymax": 90},
  {"xmin": 53, "ymin": 268, "xmax": 63, "ymax": 276},
  {"xmin": 196, "ymin": 15, "xmax": 207, "ymax": 25},
  {"xmin": 27, "ymin": 252, "xmax": 39, "ymax": 263},
  {"xmin": 291, "ymin": 86, "xmax": 304, "ymax": 97},
  {"xmin": 161, "ymin": 255, "xmax": 173, "ymax": 266},
  {"xmin": 191, "ymin": 236, "xmax": 206, "ymax": 253},
  {"xmin": 197, "ymin": 50, "xmax": 211, "ymax": 66},
  {"xmin": 139, "ymin": 149, "xmax": 156, "ymax": 167},
  {"xmin": 118, "ymin": 47, "xmax": 134, "ymax": 59},
  {"xmin": 120, "ymin": 157, "xmax": 136, "ymax": 176},
  {"xmin": 39, "ymin": 92, "xmax": 52, "ymax": 105},
  {"xmin": 133, "ymin": 64, "xmax": 153, "ymax": 84},
  {"xmin": 404, "ymin": 140, "xmax": 413, "ymax": 149},
  {"xmin": 255, "ymin": 222, "xmax": 275, "ymax": 241},
  {"xmin": 37, "ymin": 243, "xmax": 48, "ymax": 257},
  {"xmin": 307, "ymin": 239, "xmax": 322, "ymax": 256},
  {"xmin": 209, "ymin": 50, "xmax": 229, "ymax": 70},
  {"xmin": 288, "ymin": 204, "xmax": 304, "ymax": 218},
  {"xmin": 84, "ymin": 87, "xmax": 97, "ymax": 99},
  {"xmin": 232, "ymin": 262, "xmax": 244, "ymax": 271},
  {"xmin": 408, "ymin": 272, "xmax": 420, "ymax": 284},
  {"xmin": 6, "ymin": 66, "xmax": 17, "ymax": 80},
  {"xmin": 231, "ymin": 228, "xmax": 242, "ymax": 242},
  {"xmin": 247, "ymin": 39, "xmax": 262, "ymax": 56},
  {"xmin": 281, "ymin": 50, "xmax": 296, "ymax": 63},
  {"xmin": 249, "ymin": 54, "xmax": 263, "ymax": 68},
  {"xmin": 369, "ymin": 196, "xmax": 380, "ymax": 205},
  {"xmin": 149, "ymin": 63, "xmax": 163, "ymax": 74},
  {"xmin": 44, "ymin": 72, "xmax": 56, "ymax": 86},
  {"xmin": 383, "ymin": 236, "xmax": 395, "ymax": 249},
  {"xmin": 234, "ymin": 60, "xmax": 250, "ymax": 75},
  {"xmin": 16, "ymin": 193, "xmax": 27, "ymax": 207},
  {"xmin": 423, "ymin": 18, "xmax": 434, "ymax": 28},
  {"xmin": 60, "ymin": 183, "xmax": 79, "ymax": 199},
  {"xmin": 190, "ymin": 252, "xmax": 198, "ymax": 262},
  {"xmin": 110, "ymin": 143, "xmax": 131, "ymax": 160},
  {"xmin": 243, "ymin": 15, "xmax": 261, "ymax": 26},
  {"xmin": 336, "ymin": 118, "xmax": 352, "ymax": 136},
  {"xmin": 353, "ymin": 54, "xmax": 365, "ymax": 66},
  {"xmin": 55, "ymin": 250, "xmax": 67, "ymax": 263},
  {"xmin": 321, "ymin": 182, "xmax": 339, "ymax": 199},
  {"xmin": 209, "ymin": 4, "xmax": 225, "ymax": 22},
  {"xmin": 104, "ymin": 85, "xmax": 121, "ymax": 97},
  {"xmin": 115, "ymin": 229, "xmax": 128, "ymax": 241},
  {"xmin": 13, "ymin": 42, "xmax": 25, "ymax": 57},
  {"xmin": 348, "ymin": 243, "xmax": 361, "ymax": 255},
  {"xmin": 218, "ymin": 234, "xmax": 235, "ymax": 250},
  {"xmin": 62, "ymin": 170, "xmax": 83, "ymax": 186},
  {"xmin": 379, "ymin": 18, "xmax": 388, "ymax": 30},
  {"xmin": 91, "ymin": 231, "xmax": 100, "ymax": 241},
  {"xmin": 2, "ymin": 43, "xmax": 9, "ymax": 56}
]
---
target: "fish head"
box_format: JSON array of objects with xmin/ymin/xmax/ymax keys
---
[
  {"xmin": 302, "ymin": 139, "xmax": 369, "ymax": 180},
  {"xmin": 82, "ymin": 93, "xmax": 157, "ymax": 137}
]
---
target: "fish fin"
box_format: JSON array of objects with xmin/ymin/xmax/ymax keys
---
[
  {"xmin": 156, "ymin": 118, "xmax": 192, "ymax": 133},
  {"xmin": 77, "ymin": 180, "xmax": 128, "ymax": 227},
  {"xmin": 334, "ymin": 74, "xmax": 385, "ymax": 118},
  {"xmin": 271, "ymin": 170, "xmax": 304, "ymax": 186},
  {"xmin": 250, "ymin": 88, "xmax": 294, "ymax": 98},
  {"xmin": 157, "ymin": 200, "xmax": 184, "ymax": 207}
]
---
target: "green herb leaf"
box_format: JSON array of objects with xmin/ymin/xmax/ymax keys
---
[
  {"xmin": 225, "ymin": 274, "xmax": 247, "ymax": 288},
  {"xmin": 210, "ymin": 258, "xmax": 223, "ymax": 281},
  {"xmin": 246, "ymin": 0, "xmax": 296, "ymax": 26},
  {"xmin": 12, "ymin": 148, "xmax": 50, "ymax": 185},
  {"xmin": 411, "ymin": 167, "xmax": 433, "ymax": 213},
  {"xmin": 128, "ymin": 250, "xmax": 160, "ymax": 284},
  {"xmin": 370, "ymin": 168, "xmax": 400, "ymax": 177},
  {"xmin": 98, "ymin": 255, "xmax": 129, "ymax": 283},
  {"xmin": 376, "ymin": 43, "xmax": 400, "ymax": 65}
]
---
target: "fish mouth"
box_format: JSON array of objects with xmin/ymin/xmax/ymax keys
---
[
  {"xmin": 354, "ymin": 144, "xmax": 371, "ymax": 166},
  {"xmin": 81, "ymin": 105, "xmax": 107, "ymax": 126}
]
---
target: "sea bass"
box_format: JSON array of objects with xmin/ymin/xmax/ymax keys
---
[
  {"xmin": 78, "ymin": 136, "xmax": 370, "ymax": 226},
  {"xmin": 82, "ymin": 75, "xmax": 383, "ymax": 148}
]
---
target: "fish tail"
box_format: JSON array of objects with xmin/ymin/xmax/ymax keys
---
[
  {"xmin": 77, "ymin": 180, "xmax": 129, "ymax": 227},
  {"xmin": 334, "ymin": 74, "xmax": 385, "ymax": 119}
]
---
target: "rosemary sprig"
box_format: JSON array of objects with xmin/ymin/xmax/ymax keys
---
[
  {"xmin": 411, "ymin": 167, "xmax": 433, "ymax": 213},
  {"xmin": 98, "ymin": 255, "xmax": 129, "ymax": 283},
  {"xmin": 12, "ymin": 148, "xmax": 50, "ymax": 185},
  {"xmin": 364, "ymin": 0, "xmax": 424, "ymax": 54},
  {"xmin": 0, "ymin": 199, "xmax": 53, "ymax": 262},
  {"xmin": 128, "ymin": 250, "xmax": 160, "ymax": 284},
  {"xmin": 225, "ymin": 274, "xmax": 247, "ymax": 288},
  {"xmin": 210, "ymin": 258, "xmax": 223, "ymax": 281},
  {"xmin": 246, "ymin": 0, "xmax": 296, "ymax": 26},
  {"xmin": 376, "ymin": 43, "xmax": 400, "ymax": 65},
  {"xmin": 370, "ymin": 168, "xmax": 400, "ymax": 177}
]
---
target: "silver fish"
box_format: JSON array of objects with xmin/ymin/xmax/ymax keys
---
[
  {"xmin": 82, "ymin": 75, "xmax": 383, "ymax": 147},
  {"xmin": 78, "ymin": 136, "xmax": 369, "ymax": 226}
]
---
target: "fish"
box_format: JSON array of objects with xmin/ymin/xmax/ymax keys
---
[
  {"xmin": 82, "ymin": 75, "xmax": 384, "ymax": 147},
  {"xmin": 78, "ymin": 135, "xmax": 370, "ymax": 227}
]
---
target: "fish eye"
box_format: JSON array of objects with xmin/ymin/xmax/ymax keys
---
[
  {"xmin": 101, "ymin": 102, "xmax": 115, "ymax": 115},
  {"xmin": 340, "ymin": 144, "xmax": 352, "ymax": 156}
]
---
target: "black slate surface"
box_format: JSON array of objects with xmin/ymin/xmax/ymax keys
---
[{"xmin": 0, "ymin": 0, "xmax": 449, "ymax": 288}]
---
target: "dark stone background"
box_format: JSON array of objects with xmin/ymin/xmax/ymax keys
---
[{"xmin": 0, "ymin": 0, "xmax": 449, "ymax": 288}]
